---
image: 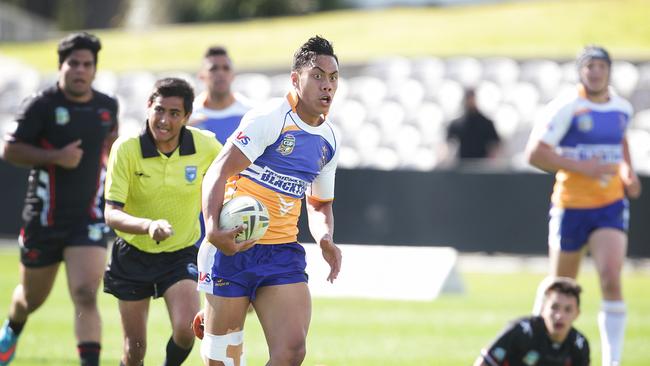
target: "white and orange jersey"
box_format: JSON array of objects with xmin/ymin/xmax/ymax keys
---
[
  {"xmin": 531, "ymin": 85, "xmax": 633, "ymax": 208},
  {"xmin": 225, "ymin": 92, "xmax": 340, "ymax": 244}
]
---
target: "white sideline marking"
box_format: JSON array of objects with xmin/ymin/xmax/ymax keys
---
[{"xmin": 303, "ymin": 243, "xmax": 464, "ymax": 301}]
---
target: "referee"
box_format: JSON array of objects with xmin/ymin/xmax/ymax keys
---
[{"xmin": 103, "ymin": 78, "xmax": 221, "ymax": 366}]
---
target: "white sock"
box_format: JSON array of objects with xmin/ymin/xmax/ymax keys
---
[{"xmin": 598, "ymin": 300, "xmax": 626, "ymax": 366}]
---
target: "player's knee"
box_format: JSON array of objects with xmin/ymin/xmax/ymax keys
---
[
  {"xmin": 200, "ymin": 331, "xmax": 245, "ymax": 366},
  {"xmin": 70, "ymin": 284, "xmax": 98, "ymax": 308},
  {"xmin": 172, "ymin": 326, "xmax": 195, "ymax": 349},
  {"xmin": 270, "ymin": 339, "xmax": 306, "ymax": 366}
]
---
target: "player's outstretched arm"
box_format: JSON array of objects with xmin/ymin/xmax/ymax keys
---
[
  {"xmin": 306, "ymin": 197, "xmax": 341, "ymax": 283},
  {"xmin": 104, "ymin": 203, "xmax": 173, "ymax": 242},
  {"xmin": 202, "ymin": 142, "xmax": 255, "ymax": 255}
]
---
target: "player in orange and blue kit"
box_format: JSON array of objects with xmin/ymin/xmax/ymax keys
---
[
  {"xmin": 197, "ymin": 36, "xmax": 342, "ymax": 366},
  {"xmin": 527, "ymin": 45, "xmax": 642, "ymax": 366}
]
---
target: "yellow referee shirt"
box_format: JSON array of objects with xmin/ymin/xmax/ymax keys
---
[{"xmin": 105, "ymin": 126, "xmax": 221, "ymax": 253}]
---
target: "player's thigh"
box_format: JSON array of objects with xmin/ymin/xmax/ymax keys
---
[
  {"xmin": 118, "ymin": 298, "xmax": 151, "ymax": 341},
  {"xmin": 548, "ymin": 245, "xmax": 584, "ymax": 278},
  {"xmin": 19, "ymin": 262, "xmax": 60, "ymax": 306},
  {"xmin": 163, "ymin": 279, "xmax": 200, "ymax": 331},
  {"xmin": 203, "ymin": 293, "xmax": 250, "ymax": 335},
  {"xmin": 253, "ymin": 282, "xmax": 311, "ymax": 348},
  {"xmin": 63, "ymin": 246, "xmax": 107, "ymax": 296}
]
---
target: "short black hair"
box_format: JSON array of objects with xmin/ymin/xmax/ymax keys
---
[
  {"xmin": 292, "ymin": 35, "xmax": 338, "ymax": 71},
  {"xmin": 148, "ymin": 78, "xmax": 195, "ymax": 116},
  {"xmin": 57, "ymin": 32, "xmax": 102, "ymax": 67},
  {"xmin": 544, "ymin": 277, "xmax": 582, "ymax": 308},
  {"xmin": 204, "ymin": 46, "xmax": 229, "ymax": 59}
]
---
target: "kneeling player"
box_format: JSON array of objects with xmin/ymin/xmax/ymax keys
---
[{"xmin": 475, "ymin": 277, "xmax": 590, "ymax": 366}]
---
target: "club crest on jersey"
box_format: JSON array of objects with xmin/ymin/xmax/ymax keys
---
[
  {"xmin": 277, "ymin": 134, "xmax": 296, "ymax": 156},
  {"xmin": 55, "ymin": 106, "xmax": 70, "ymax": 125},
  {"xmin": 185, "ymin": 166, "xmax": 198, "ymax": 182},
  {"xmin": 577, "ymin": 114, "xmax": 593, "ymax": 132},
  {"xmin": 522, "ymin": 350, "xmax": 540, "ymax": 365}
]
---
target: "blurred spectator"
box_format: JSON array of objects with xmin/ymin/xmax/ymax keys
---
[
  {"xmin": 189, "ymin": 46, "xmax": 252, "ymax": 144},
  {"xmin": 445, "ymin": 88, "xmax": 501, "ymax": 162}
]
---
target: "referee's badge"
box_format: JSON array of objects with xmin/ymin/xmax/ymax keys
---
[
  {"xmin": 55, "ymin": 107, "xmax": 70, "ymax": 125},
  {"xmin": 185, "ymin": 166, "xmax": 198, "ymax": 182}
]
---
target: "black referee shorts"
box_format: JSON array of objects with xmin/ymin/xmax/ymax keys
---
[{"xmin": 103, "ymin": 237, "xmax": 199, "ymax": 301}]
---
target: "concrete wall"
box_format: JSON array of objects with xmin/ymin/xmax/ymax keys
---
[{"xmin": 1, "ymin": 160, "xmax": 648, "ymax": 257}]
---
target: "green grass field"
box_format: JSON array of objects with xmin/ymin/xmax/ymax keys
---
[
  {"xmin": 1, "ymin": 0, "xmax": 650, "ymax": 72},
  {"xmin": 1, "ymin": 247, "xmax": 649, "ymax": 365}
]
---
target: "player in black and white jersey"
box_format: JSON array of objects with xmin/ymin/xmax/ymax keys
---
[
  {"xmin": 0, "ymin": 32, "xmax": 118, "ymax": 366},
  {"xmin": 475, "ymin": 277, "xmax": 590, "ymax": 366}
]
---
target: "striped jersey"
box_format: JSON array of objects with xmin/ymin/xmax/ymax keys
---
[
  {"xmin": 532, "ymin": 85, "xmax": 632, "ymax": 208},
  {"xmin": 6, "ymin": 85, "xmax": 118, "ymax": 227},
  {"xmin": 225, "ymin": 92, "xmax": 340, "ymax": 244}
]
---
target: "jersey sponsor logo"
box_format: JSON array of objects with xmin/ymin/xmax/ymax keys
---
[
  {"xmin": 87, "ymin": 223, "xmax": 105, "ymax": 242},
  {"xmin": 560, "ymin": 144, "xmax": 622, "ymax": 163},
  {"xmin": 522, "ymin": 350, "xmax": 540, "ymax": 365},
  {"xmin": 187, "ymin": 263, "xmax": 199, "ymax": 277},
  {"xmin": 277, "ymin": 193, "xmax": 296, "ymax": 216},
  {"xmin": 577, "ymin": 114, "xmax": 593, "ymax": 132},
  {"xmin": 198, "ymin": 272, "xmax": 212, "ymax": 284},
  {"xmin": 236, "ymin": 131, "xmax": 250, "ymax": 145},
  {"xmin": 185, "ymin": 165, "xmax": 198, "ymax": 182},
  {"xmin": 277, "ymin": 134, "xmax": 296, "ymax": 156},
  {"xmin": 135, "ymin": 171, "xmax": 151, "ymax": 178},
  {"xmin": 258, "ymin": 167, "xmax": 308, "ymax": 196},
  {"xmin": 55, "ymin": 106, "xmax": 70, "ymax": 125},
  {"xmin": 214, "ymin": 278, "xmax": 231, "ymax": 287},
  {"xmin": 21, "ymin": 247, "xmax": 41, "ymax": 263},
  {"xmin": 98, "ymin": 109, "xmax": 113, "ymax": 125}
]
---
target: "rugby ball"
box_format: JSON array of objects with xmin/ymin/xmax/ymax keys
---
[
  {"xmin": 219, "ymin": 195, "xmax": 270, "ymax": 243},
  {"xmin": 192, "ymin": 309, "xmax": 204, "ymax": 339}
]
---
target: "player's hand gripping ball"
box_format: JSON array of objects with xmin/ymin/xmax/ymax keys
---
[
  {"xmin": 192, "ymin": 309, "xmax": 205, "ymax": 339},
  {"xmin": 219, "ymin": 195, "xmax": 270, "ymax": 243}
]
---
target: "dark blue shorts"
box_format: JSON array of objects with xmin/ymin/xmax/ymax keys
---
[
  {"xmin": 548, "ymin": 199, "xmax": 629, "ymax": 252},
  {"xmin": 197, "ymin": 242, "xmax": 308, "ymax": 300}
]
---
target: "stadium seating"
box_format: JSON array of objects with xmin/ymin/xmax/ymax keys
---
[{"xmin": 1, "ymin": 55, "xmax": 650, "ymax": 174}]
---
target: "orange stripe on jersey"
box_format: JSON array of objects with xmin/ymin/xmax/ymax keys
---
[
  {"xmin": 225, "ymin": 175, "xmax": 302, "ymax": 244},
  {"xmin": 281, "ymin": 125, "xmax": 301, "ymax": 134},
  {"xmin": 307, "ymin": 195, "xmax": 334, "ymax": 203},
  {"xmin": 552, "ymin": 169, "xmax": 625, "ymax": 208}
]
